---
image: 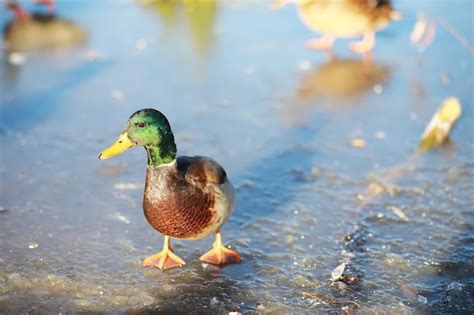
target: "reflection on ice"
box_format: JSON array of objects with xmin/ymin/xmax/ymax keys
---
[
  {"xmin": 282, "ymin": 58, "xmax": 390, "ymax": 125},
  {"xmin": 295, "ymin": 58, "xmax": 390, "ymax": 104},
  {"xmin": 139, "ymin": 0, "xmax": 217, "ymax": 57}
]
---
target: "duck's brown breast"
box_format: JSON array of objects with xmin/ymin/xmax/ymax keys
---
[{"xmin": 143, "ymin": 165, "xmax": 216, "ymax": 239}]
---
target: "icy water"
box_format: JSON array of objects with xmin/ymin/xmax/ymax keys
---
[{"xmin": 0, "ymin": 1, "xmax": 473, "ymax": 314}]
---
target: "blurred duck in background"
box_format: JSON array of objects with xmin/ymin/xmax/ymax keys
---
[
  {"xmin": 3, "ymin": 0, "xmax": 86, "ymax": 52},
  {"xmin": 272, "ymin": 0, "xmax": 400, "ymax": 55}
]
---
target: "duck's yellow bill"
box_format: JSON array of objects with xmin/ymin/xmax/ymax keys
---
[{"xmin": 98, "ymin": 132, "xmax": 135, "ymax": 160}]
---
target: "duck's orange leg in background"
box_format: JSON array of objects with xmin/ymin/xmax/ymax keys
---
[
  {"xmin": 143, "ymin": 235, "xmax": 186, "ymax": 270},
  {"xmin": 200, "ymin": 231, "xmax": 241, "ymax": 266},
  {"xmin": 349, "ymin": 32, "xmax": 375, "ymax": 54},
  {"xmin": 306, "ymin": 34, "xmax": 336, "ymax": 54}
]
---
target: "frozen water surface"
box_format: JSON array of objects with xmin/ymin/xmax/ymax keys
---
[{"xmin": 0, "ymin": 1, "xmax": 473, "ymax": 314}]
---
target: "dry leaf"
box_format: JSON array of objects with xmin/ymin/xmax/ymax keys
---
[
  {"xmin": 420, "ymin": 97, "xmax": 462, "ymax": 150},
  {"xmin": 350, "ymin": 139, "xmax": 366, "ymax": 148},
  {"xmin": 28, "ymin": 242, "xmax": 39, "ymax": 249},
  {"xmin": 387, "ymin": 205, "xmax": 409, "ymax": 221},
  {"xmin": 331, "ymin": 262, "xmax": 346, "ymax": 281},
  {"xmin": 411, "ymin": 13, "xmax": 436, "ymax": 51}
]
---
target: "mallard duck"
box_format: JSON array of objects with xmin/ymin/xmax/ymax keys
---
[
  {"xmin": 273, "ymin": 0, "xmax": 400, "ymax": 54},
  {"xmin": 3, "ymin": 1, "xmax": 86, "ymax": 52},
  {"xmin": 98, "ymin": 109, "xmax": 241, "ymax": 270}
]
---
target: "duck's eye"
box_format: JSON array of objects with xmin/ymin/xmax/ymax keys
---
[{"xmin": 137, "ymin": 122, "xmax": 145, "ymax": 128}]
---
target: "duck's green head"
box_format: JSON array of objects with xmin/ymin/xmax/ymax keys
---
[{"xmin": 98, "ymin": 109, "xmax": 177, "ymax": 168}]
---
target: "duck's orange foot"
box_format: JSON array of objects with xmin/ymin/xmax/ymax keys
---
[
  {"xmin": 348, "ymin": 32, "xmax": 375, "ymax": 54},
  {"xmin": 143, "ymin": 236, "xmax": 185, "ymax": 270},
  {"xmin": 200, "ymin": 232, "xmax": 241, "ymax": 266},
  {"xmin": 306, "ymin": 34, "xmax": 335, "ymax": 52},
  {"xmin": 143, "ymin": 249, "xmax": 185, "ymax": 270},
  {"xmin": 200, "ymin": 245, "xmax": 241, "ymax": 265}
]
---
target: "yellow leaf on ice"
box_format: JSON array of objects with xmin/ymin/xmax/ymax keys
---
[{"xmin": 420, "ymin": 97, "xmax": 461, "ymax": 151}]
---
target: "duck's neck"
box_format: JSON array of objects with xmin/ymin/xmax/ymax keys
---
[{"xmin": 145, "ymin": 142, "xmax": 177, "ymax": 168}]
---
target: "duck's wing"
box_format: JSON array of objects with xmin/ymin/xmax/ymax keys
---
[
  {"xmin": 177, "ymin": 156, "xmax": 227, "ymax": 189},
  {"xmin": 352, "ymin": 0, "xmax": 394, "ymax": 14},
  {"xmin": 348, "ymin": 0, "xmax": 396, "ymax": 25},
  {"xmin": 352, "ymin": 0, "xmax": 392, "ymax": 9}
]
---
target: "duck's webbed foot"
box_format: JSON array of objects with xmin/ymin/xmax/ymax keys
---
[
  {"xmin": 306, "ymin": 34, "xmax": 335, "ymax": 53},
  {"xmin": 143, "ymin": 235, "xmax": 185, "ymax": 270},
  {"xmin": 200, "ymin": 231, "xmax": 241, "ymax": 266},
  {"xmin": 348, "ymin": 32, "xmax": 375, "ymax": 54}
]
